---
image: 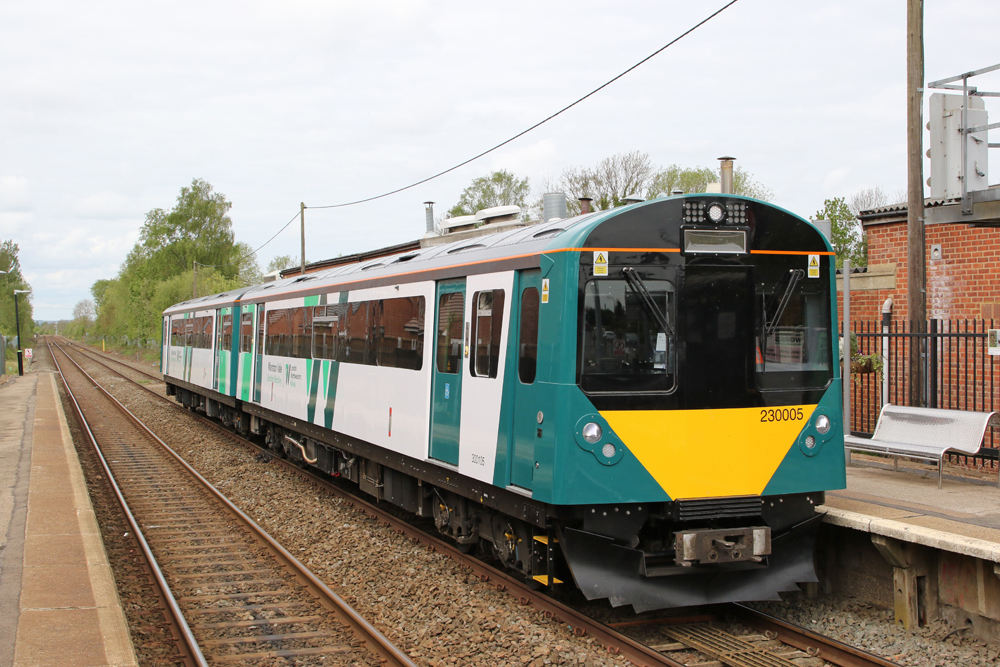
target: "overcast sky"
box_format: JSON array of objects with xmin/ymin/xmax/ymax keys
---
[{"xmin": 2, "ymin": 0, "xmax": 999, "ymax": 321}]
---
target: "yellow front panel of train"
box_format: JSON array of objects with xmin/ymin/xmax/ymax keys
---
[{"xmin": 602, "ymin": 405, "xmax": 816, "ymax": 499}]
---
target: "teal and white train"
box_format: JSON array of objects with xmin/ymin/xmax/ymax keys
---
[{"xmin": 163, "ymin": 194, "xmax": 846, "ymax": 612}]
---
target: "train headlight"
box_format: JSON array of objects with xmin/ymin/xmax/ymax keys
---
[
  {"xmin": 602, "ymin": 443, "xmax": 617, "ymax": 458},
  {"xmin": 707, "ymin": 203, "xmax": 726, "ymax": 223},
  {"xmin": 804, "ymin": 435, "xmax": 817, "ymax": 449},
  {"xmin": 815, "ymin": 414, "xmax": 831, "ymax": 434},
  {"xmin": 582, "ymin": 422, "xmax": 602, "ymax": 444}
]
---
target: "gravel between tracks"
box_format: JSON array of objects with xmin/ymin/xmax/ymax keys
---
[
  {"xmin": 71, "ymin": 348, "xmax": 631, "ymax": 667},
  {"xmin": 70, "ymin": 342, "xmax": 1000, "ymax": 666}
]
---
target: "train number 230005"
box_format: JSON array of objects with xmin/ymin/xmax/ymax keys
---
[{"xmin": 760, "ymin": 408, "xmax": 804, "ymax": 423}]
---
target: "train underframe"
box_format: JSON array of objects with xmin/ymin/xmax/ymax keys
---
[{"xmin": 168, "ymin": 382, "xmax": 823, "ymax": 613}]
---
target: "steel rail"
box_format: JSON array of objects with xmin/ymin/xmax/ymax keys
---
[
  {"xmin": 62, "ymin": 338, "xmax": 900, "ymax": 667},
  {"xmin": 729, "ymin": 604, "xmax": 900, "ymax": 667},
  {"xmin": 51, "ymin": 339, "xmax": 416, "ymax": 667},
  {"xmin": 47, "ymin": 339, "xmax": 208, "ymax": 667}
]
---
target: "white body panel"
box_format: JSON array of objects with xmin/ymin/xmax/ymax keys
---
[
  {"xmin": 458, "ymin": 271, "xmax": 514, "ymax": 483},
  {"xmin": 332, "ymin": 282, "xmax": 434, "ymax": 461}
]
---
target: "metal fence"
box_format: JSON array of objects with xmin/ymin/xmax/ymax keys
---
[{"xmin": 845, "ymin": 319, "xmax": 999, "ymax": 470}]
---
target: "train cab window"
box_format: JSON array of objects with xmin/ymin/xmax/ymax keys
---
[
  {"xmin": 436, "ymin": 292, "xmax": 464, "ymax": 374},
  {"xmin": 755, "ymin": 264, "xmax": 832, "ymax": 389},
  {"xmin": 579, "ymin": 275, "xmax": 676, "ymax": 393},
  {"xmin": 470, "ymin": 290, "xmax": 504, "ymax": 378},
  {"xmin": 219, "ymin": 313, "xmax": 233, "ymax": 352},
  {"xmin": 240, "ymin": 312, "xmax": 254, "ymax": 352},
  {"xmin": 518, "ymin": 288, "xmax": 539, "ymax": 384}
]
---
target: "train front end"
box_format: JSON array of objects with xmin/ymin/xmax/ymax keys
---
[{"xmin": 541, "ymin": 195, "xmax": 845, "ymax": 612}]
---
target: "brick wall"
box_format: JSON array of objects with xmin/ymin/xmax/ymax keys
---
[{"xmin": 839, "ymin": 220, "xmax": 1000, "ymax": 324}]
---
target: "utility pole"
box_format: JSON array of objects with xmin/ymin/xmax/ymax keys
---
[
  {"xmin": 907, "ymin": 0, "xmax": 926, "ymax": 407},
  {"xmin": 300, "ymin": 202, "xmax": 306, "ymax": 275}
]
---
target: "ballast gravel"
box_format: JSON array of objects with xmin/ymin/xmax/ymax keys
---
[
  {"xmin": 74, "ymin": 352, "xmax": 631, "ymax": 667},
  {"xmin": 752, "ymin": 595, "xmax": 1000, "ymax": 666},
  {"xmin": 73, "ymin": 343, "xmax": 1000, "ymax": 666}
]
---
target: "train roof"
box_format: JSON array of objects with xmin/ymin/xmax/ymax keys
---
[{"xmin": 231, "ymin": 210, "xmax": 601, "ymax": 304}]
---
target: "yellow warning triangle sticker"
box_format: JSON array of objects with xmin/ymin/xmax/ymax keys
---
[
  {"xmin": 596, "ymin": 252, "xmax": 607, "ymax": 264},
  {"xmin": 809, "ymin": 255, "xmax": 819, "ymax": 266}
]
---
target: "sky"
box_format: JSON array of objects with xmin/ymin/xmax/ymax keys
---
[{"xmin": 2, "ymin": 0, "xmax": 999, "ymax": 321}]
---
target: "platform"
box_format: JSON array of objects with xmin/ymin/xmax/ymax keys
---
[
  {"xmin": 817, "ymin": 455, "xmax": 1000, "ymax": 638},
  {"xmin": 0, "ymin": 372, "xmax": 137, "ymax": 667}
]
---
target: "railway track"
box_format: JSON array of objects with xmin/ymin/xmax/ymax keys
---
[
  {"xmin": 57, "ymin": 338, "xmax": 899, "ymax": 667},
  {"xmin": 48, "ymin": 339, "xmax": 415, "ymax": 667}
]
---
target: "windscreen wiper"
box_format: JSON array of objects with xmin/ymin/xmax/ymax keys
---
[
  {"xmin": 621, "ymin": 267, "xmax": 673, "ymax": 335},
  {"xmin": 764, "ymin": 268, "xmax": 805, "ymax": 338}
]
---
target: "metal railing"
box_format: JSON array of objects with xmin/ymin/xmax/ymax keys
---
[{"xmin": 845, "ymin": 319, "xmax": 999, "ymax": 470}]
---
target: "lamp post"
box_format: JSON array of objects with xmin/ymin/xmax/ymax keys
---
[
  {"xmin": 0, "ymin": 270, "xmax": 6, "ymax": 375},
  {"xmin": 13, "ymin": 290, "xmax": 29, "ymax": 376}
]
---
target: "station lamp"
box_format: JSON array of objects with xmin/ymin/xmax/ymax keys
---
[{"xmin": 13, "ymin": 289, "xmax": 29, "ymax": 376}]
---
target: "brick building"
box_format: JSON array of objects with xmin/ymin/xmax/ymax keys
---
[{"xmin": 839, "ymin": 191, "xmax": 1000, "ymax": 324}]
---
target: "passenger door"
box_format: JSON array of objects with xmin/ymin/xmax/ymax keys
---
[
  {"xmin": 213, "ymin": 309, "xmax": 222, "ymax": 391},
  {"xmin": 510, "ymin": 270, "xmax": 542, "ymax": 490},
  {"xmin": 254, "ymin": 304, "xmax": 265, "ymax": 403},
  {"xmin": 429, "ymin": 279, "xmax": 465, "ymax": 465}
]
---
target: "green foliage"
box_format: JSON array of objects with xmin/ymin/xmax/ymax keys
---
[
  {"xmin": 448, "ymin": 170, "xmax": 531, "ymax": 219},
  {"xmin": 266, "ymin": 254, "xmax": 298, "ymax": 274},
  {"xmin": 647, "ymin": 165, "xmax": 773, "ymax": 201},
  {"xmin": 815, "ymin": 197, "xmax": 867, "ymax": 268},
  {"xmin": 91, "ymin": 180, "xmax": 258, "ymax": 346},
  {"xmin": 0, "ymin": 240, "xmax": 34, "ymax": 344}
]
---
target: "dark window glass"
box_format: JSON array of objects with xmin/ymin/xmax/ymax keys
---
[
  {"xmin": 580, "ymin": 277, "xmax": 675, "ymax": 393},
  {"xmin": 171, "ymin": 319, "xmax": 183, "ymax": 346},
  {"xmin": 378, "ymin": 296, "xmax": 425, "ymax": 370},
  {"xmin": 220, "ymin": 314, "xmax": 233, "ymax": 351},
  {"xmin": 755, "ymin": 263, "xmax": 832, "ymax": 389},
  {"xmin": 265, "ymin": 307, "xmax": 312, "ymax": 358},
  {"xmin": 436, "ymin": 292, "xmax": 464, "ymax": 374},
  {"xmin": 240, "ymin": 312, "xmax": 254, "ymax": 352},
  {"xmin": 184, "ymin": 319, "xmax": 194, "ymax": 347},
  {"xmin": 518, "ymin": 288, "xmax": 539, "ymax": 384},
  {"xmin": 471, "ymin": 290, "xmax": 504, "ymax": 378},
  {"xmin": 345, "ymin": 301, "xmax": 369, "ymax": 364}
]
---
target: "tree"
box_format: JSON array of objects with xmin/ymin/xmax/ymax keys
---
[
  {"xmin": 266, "ymin": 254, "xmax": 297, "ymax": 274},
  {"xmin": 0, "ymin": 240, "xmax": 34, "ymax": 343},
  {"xmin": 848, "ymin": 186, "xmax": 904, "ymax": 218},
  {"xmin": 448, "ymin": 170, "xmax": 531, "ymax": 219},
  {"xmin": 543, "ymin": 151, "xmax": 655, "ymax": 215},
  {"xmin": 647, "ymin": 165, "xmax": 774, "ymax": 201},
  {"xmin": 137, "ymin": 178, "xmax": 240, "ymax": 280},
  {"xmin": 814, "ymin": 197, "xmax": 866, "ymax": 268}
]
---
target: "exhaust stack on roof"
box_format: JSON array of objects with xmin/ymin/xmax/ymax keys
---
[
  {"xmin": 719, "ymin": 156, "xmax": 735, "ymax": 195},
  {"xmin": 543, "ymin": 192, "xmax": 567, "ymax": 221},
  {"xmin": 423, "ymin": 201, "xmax": 435, "ymax": 234}
]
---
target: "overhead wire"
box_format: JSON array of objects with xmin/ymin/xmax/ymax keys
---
[{"xmin": 251, "ymin": 0, "xmax": 740, "ymax": 254}]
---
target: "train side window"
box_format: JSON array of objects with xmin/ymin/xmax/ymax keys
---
[
  {"xmin": 436, "ymin": 292, "xmax": 464, "ymax": 374},
  {"xmin": 240, "ymin": 312, "xmax": 254, "ymax": 352},
  {"xmin": 171, "ymin": 320, "xmax": 183, "ymax": 346},
  {"xmin": 378, "ymin": 296, "xmax": 425, "ymax": 370},
  {"xmin": 518, "ymin": 288, "xmax": 539, "ymax": 384},
  {"xmin": 470, "ymin": 290, "xmax": 505, "ymax": 378},
  {"xmin": 220, "ymin": 313, "xmax": 233, "ymax": 352},
  {"xmin": 257, "ymin": 306, "xmax": 265, "ymax": 355},
  {"xmin": 345, "ymin": 301, "xmax": 369, "ymax": 364},
  {"xmin": 185, "ymin": 319, "xmax": 194, "ymax": 347}
]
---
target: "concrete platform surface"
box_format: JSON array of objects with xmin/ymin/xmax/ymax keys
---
[
  {"xmin": 820, "ymin": 460, "xmax": 1000, "ymax": 562},
  {"xmin": 0, "ymin": 372, "xmax": 137, "ymax": 667}
]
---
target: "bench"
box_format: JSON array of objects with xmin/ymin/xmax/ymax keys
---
[{"xmin": 844, "ymin": 404, "xmax": 998, "ymax": 489}]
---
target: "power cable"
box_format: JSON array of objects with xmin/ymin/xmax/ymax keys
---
[
  {"xmin": 250, "ymin": 0, "xmax": 740, "ymax": 255},
  {"xmin": 307, "ymin": 0, "xmax": 740, "ymax": 210}
]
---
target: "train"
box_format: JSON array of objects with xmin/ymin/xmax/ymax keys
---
[{"xmin": 162, "ymin": 192, "xmax": 845, "ymax": 612}]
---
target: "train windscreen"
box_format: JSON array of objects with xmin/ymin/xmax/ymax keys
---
[{"xmin": 579, "ymin": 275, "xmax": 676, "ymax": 393}]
